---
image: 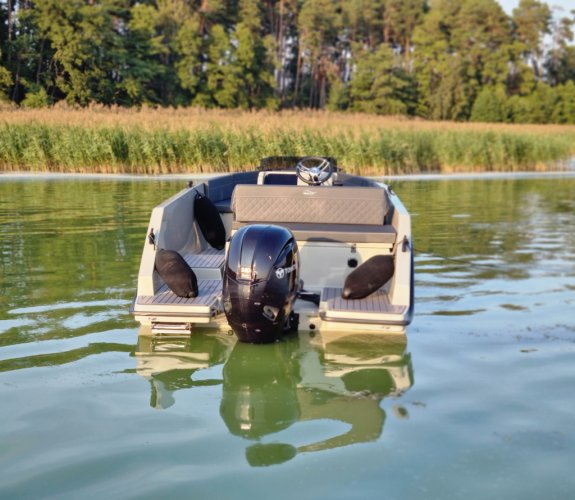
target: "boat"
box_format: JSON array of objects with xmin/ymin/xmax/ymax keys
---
[{"xmin": 131, "ymin": 156, "xmax": 413, "ymax": 341}]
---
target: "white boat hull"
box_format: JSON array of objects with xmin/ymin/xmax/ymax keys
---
[{"xmin": 132, "ymin": 163, "xmax": 413, "ymax": 338}]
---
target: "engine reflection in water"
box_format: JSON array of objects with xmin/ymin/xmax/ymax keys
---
[{"xmin": 135, "ymin": 331, "xmax": 413, "ymax": 466}]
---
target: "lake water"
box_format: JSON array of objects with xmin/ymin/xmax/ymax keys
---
[{"xmin": 1, "ymin": 174, "xmax": 574, "ymax": 499}]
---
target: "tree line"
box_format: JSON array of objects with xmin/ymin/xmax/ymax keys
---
[{"xmin": 1, "ymin": 0, "xmax": 574, "ymax": 123}]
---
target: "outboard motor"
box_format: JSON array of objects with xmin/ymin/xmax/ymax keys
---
[{"xmin": 223, "ymin": 224, "xmax": 300, "ymax": 343}]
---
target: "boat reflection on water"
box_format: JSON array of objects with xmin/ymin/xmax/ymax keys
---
[
  {"xmin": 136, "ymin": 330, "xmax": 414, "ymax": 466},
  {"xmin": 136, "ymin": 333, "xmax": 235, "ymax": 409}
]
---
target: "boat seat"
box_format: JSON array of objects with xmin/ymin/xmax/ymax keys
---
[
  {"xmin": 213, "ymin": 198, "xmax": 233, "ymax": 213},
  {"xmin": 205, "ymin": 171, "xmax": 259, "ymax": 214},
  {"xmin": 232, "ymin": 184, "xmax": 389, "ymax": 225},
  {"xmin": 231, "ymin": 184, "xmax": 394, "ymax": 244}
]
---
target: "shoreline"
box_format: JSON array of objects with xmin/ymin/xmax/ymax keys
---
[{"xmin": 2, "ymin": 168, "xmax": 575, "ymax": 182}]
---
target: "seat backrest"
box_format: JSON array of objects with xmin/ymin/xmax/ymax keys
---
[
  {"xmin": 231, "ymin": 185, "xmax": 388, "ymax": 225},
  {"xmin": 206, "ymin": 171, "xmax": 259, "ymax": 203}
]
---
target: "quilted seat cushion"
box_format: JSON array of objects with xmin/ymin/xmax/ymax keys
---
[{"xmin": 232, "ymin": 185, "xmax": 388, "ymax": 225}]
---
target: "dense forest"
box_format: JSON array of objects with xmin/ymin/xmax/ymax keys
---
[{"xmin": 1, "ymin": 0, "xmax": 574, "ymax": 123}]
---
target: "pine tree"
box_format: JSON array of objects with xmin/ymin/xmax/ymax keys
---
[
  {"xmin": 545, "ymin": 10, "xmax": 575, "ymax": 86},
  {"xmin": 174, "ymin": 11, "xmax": 205, "ymax": 102},
  {"xmin": 203, "ymin": 24, "xmax": 242, "ymax": 107},
  {"xmin": 383, "ymin": 0, "xmax": 426, "ymax": 64},
  {"xmin": 2, "ymin": 1, "xmax": 53, "ymax": 103},
  {"xmin": 349, "ymin": 44, "xmax": 415, "ymax": 115},
  {"xmin": 412, "ymin": 0, "xmax": 514, "ymax": 120},
  {"xmin": 122, "ymin": 3, "xmax": 166, "ymax": 105},
  {"xmin": 512, "ymin": 0, "xmax": 552, "ymax": 80},
  {"xmin": 340, "ymin": 0, "xmax": 385, "ymax": 49},
  {"xmin": 296, "ymin": 0, "xmax": 340, "ymax": 108},
  {"xmin": 234, "ymin": 0, "xmax": 277, "ymax": 108},
  {"xmin": 412, "ymin": 1, "xmax": 470, "ymax": 119}
]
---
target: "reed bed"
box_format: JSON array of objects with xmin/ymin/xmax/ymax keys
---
[{"xmin": 1, "ymin": 106, "xmax": 574, "ymax": 174}]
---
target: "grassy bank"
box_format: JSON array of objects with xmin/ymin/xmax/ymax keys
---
[{"xmin": 1, "ymin": 107, "xmax": 574, "ymax": 174}]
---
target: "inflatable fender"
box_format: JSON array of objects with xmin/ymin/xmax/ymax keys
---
[
  {"xmin": 194, "ymin": 193, "xmax": 226, "ymax": 250},
  {"xmin": 342, "ymin": 255, "xmax": 395, "ymax": 300},
  {"xmin": 155, "ymin": 249, "xmax": 198, "ymax": 298}
]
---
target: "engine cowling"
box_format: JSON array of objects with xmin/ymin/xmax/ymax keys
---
[{"xmin": 223, "ymin": 224, "xmax": 299, "ymax": 343}]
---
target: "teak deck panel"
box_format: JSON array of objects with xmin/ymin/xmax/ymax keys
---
[
  {"xmin": 183, "ymin": 248, "xmax": 225, "ymax": 269},
  {"xmin": 137, "ymin": 279, "xmax": 222, "ymax": 307},
  {"xmin": 322, "ymin": 287, "xmax": 407, "ymax": 315}
]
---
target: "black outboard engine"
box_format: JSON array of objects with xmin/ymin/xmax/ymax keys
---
[{"xmin": 223, "ymin": 224, "xmax": 300, "ymax": 343}]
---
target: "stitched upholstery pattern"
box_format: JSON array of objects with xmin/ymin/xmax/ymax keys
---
[{"xmin": 232, "ymin": 185, "xmax": 388, "ymax": 225}]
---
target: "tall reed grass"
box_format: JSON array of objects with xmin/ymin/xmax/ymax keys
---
[{"xmin": 1, "ymin": 107, "xmax": 574, "ymax": 174}]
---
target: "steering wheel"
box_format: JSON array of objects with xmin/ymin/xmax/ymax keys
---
[{"xmin": 296, "ymin": 156, "xmax": 333, "ymax": 185}]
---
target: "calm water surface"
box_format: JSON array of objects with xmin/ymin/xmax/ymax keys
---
[{"xmin": 1, "ymin": 175, "xmax": 574, "ymax": 499}]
